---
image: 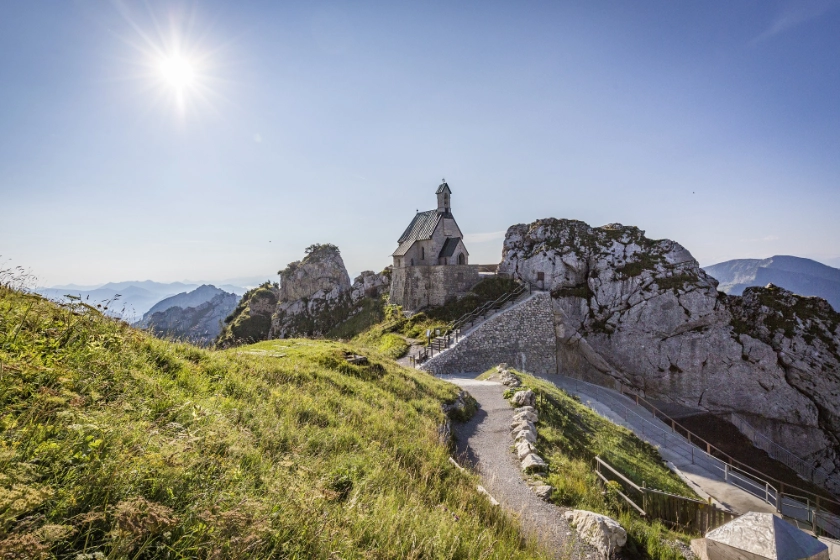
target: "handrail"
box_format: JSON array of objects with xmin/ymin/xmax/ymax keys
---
[
  {"xmin": 561, "ymin": 376, "xmax": 840, "ymax": 537},
  {"xmin": 620, "ymin": 386, "xmax": 840, "ymax": 512},
  {"xmin": 448, "ymin": 281, "xmax": 530, "ymax": 333}
]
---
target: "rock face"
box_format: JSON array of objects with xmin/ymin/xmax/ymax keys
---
[
  {"xmin": 278, "ymin": 244, "xmax": 351, "ymax": 303},
  {"xmin": 271, "ymin": 246, "xmax": 390, "ymax": 339},
  {"xmin": 499, "ymin": 218, "xmax": 840, "ymax": 495},
  {"xmin": 217, "ymin": 245, "xmax": 390, "ymax": 346},
  {"xmin": 142, "ymin": 292, "xmax": 238, "ymax": 346}
]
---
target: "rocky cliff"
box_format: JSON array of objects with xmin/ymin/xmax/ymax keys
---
[
  {"xmin": 272, "ymin": 245, "xmax": 389, "ymax": 338},
  {"xmin": 499, "ymin": 218, "xmax": 840, "ymax": 495},
  {"xmin": 216, "ymin": 245, "xmax": 390, "ymax": 346},
  {"xmin": 143, "ymin": 291, "xmax": 238, "ymax": 346}
]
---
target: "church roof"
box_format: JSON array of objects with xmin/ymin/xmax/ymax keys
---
[
  {"xmin": 435, "ymin": 181, "xmax": 451, "ymax": 194},
  {"xmin": 438, "ymin": 237, "xmax": 462, "ymax": 258},
  {"xmin": 393, "ymin": 210, "xmax": 440, "ymax": 256}
]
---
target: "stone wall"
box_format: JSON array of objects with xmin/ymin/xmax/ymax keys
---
[
  {"xmin": 390, "ymin": 264, "xmax": 480, "ymax": 311},
  {"xmin": 421, "ymin": 292, "xmax": 557, "ymax": 375}
]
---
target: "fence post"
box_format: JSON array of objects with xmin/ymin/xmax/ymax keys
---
[
  {"xmin": 724, "ymin": 463, "xmax": 729, "ymax": 483},
  {"xmin": 691, "ymin": 446, "xmax": 694, "ymax": 465},
  {"xmin": 765, "ymin": 482, "xmax": 769, "ymax": 504},
  {"xmin": 814, "ymin": 496, "xmax": 820, "ymax": 536}
]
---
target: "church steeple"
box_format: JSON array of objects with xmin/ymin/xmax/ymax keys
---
[{"xmin": 435, "ymin": 179, "xmax": 451, "ymax": 214}]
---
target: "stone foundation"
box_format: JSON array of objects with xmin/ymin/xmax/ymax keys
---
[{"xmin": 390, "ymin": 264, "xmax": 480, "ymax": 311}]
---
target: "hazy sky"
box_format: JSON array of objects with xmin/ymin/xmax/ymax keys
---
[{"xmin": 2, "ymin": 1, "xmax": 839, "ymax": 286}]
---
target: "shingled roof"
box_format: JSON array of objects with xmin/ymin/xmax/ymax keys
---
[
  {"xmin": 438, "ymin": 237, "xmax": 464, "ymax": 258},
  {"xmin": 393, "ymin": 210, "xmax": 439, "ymax": 257},
  {"xmin": 435, "ymin": 181, "xmax": 451, "ymax": 194}
]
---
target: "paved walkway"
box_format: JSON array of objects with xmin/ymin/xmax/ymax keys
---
[
  {"xmin": 440, "ymin": 375, "xmax": 594, "ymax": 560},
  {"xmin": 533, "ymin": 373, "xmax": 776, "ymax": 515}
]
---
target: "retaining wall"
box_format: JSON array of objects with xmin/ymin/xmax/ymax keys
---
[{"xmin": 421, "ymin": 292, "xmax": 557, "ymax": 375}]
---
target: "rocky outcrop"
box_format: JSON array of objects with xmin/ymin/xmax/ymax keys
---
[
  {"xmin": 216, "ymin": 283, "xmax": 280, "ymax": 347},
  {"xmin": 142, "ymin": 291, "xmax": 238, "ymax": 346},
  {"xmin": 217, "ymin": 245, "xmax": 390, "ymax": 346},
  {"xmin": 499, "ymin": 218, "xmax": 840, "ymax": 495},
  {"xmin": 278, "ymin": 244, "xmax": 351, "ymax": 302},
  {"xmin": 271, "ymin": 246, "xmax": 390, "ymax": 339}
]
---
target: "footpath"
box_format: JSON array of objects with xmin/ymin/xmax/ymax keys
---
[{"xmin": 441, "ymin": 375, "xmax": 593, "ymax": 560}]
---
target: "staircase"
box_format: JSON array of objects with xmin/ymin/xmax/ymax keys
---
[{"xmin": 407, "ymin": 282, "xmax": 536, "ymax": 367}]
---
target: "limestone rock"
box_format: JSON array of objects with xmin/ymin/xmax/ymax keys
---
[
  {"xmin": 511, "ymin": 389, "xmax": 535, "ymax": 407},
  {"xmin": 564, "ymin": 509, "xmax": 627, "ymax": 560},
  {"xmin": 513, "ymin": 409, "xmax": 539, "ymax": 423},
  {"xmin": 521, "ymin": 453, "xmax": 547, "ymax": 472},
  {"xmin": 500, "ymin": 217, "xmax": 840, "ymax": 496},
  {"xmin": 511, "ymin": 419, "xmax": 535, "ymax": 434},
  {"xmin": 533, "ymin": 484, "xmax": 553, "ymax": 500},
  {"xmin": 516, "ymin": 440, "xmax": 536, "ymax": 460},
  {"xmin": 278, "ymin": 244, "xmax": 351, "ymax": 302},
  {"xmin": 350, "ymin": 270, "xmax": 391, "ymax": 304},
  {"xmin": 513, "ymin": 429, "xmax": 536, "ymax": 444}
]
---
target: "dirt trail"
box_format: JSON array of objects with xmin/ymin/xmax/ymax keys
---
[{"xmin": 442, "ymin": 375, "xmax": 592, "ymax": 559}]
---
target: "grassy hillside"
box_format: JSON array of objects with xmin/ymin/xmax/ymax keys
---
[
  {"xmin": 484, "ymin": 371, "xmax": 696, "ymax": 560},
  {"xmin": 0, "ymin": 286, "xmax": 546, "ymax": 559}
]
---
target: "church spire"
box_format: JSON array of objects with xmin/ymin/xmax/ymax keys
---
[{"xmin": 435, "ymin": 178, "xmax": 451, "ymax": 214}]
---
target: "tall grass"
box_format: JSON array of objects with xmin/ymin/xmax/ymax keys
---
[{"xmin": 0, "ymin": 286, "xmax": 547, "ymax": 559}]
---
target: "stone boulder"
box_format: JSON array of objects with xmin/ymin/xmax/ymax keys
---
[
  {"xmin": 564, "ymin": 509, "xmax": 627, "ymax": 560},
  {"xmin": 514, "ymin": 429, "xmax": 536, "ymax": 444},
  {"xmin": 516, "ymin": 441, "xmax": 537, "ymax": 460},
  {"xmin": 533, "ymin": 484, "xmax": 553, "ymax": 500},
  {"xmin": 511, "ymin": 389, "xmax": 535, "ymax": 407},
  {"xmin": 520, "ymin": 453, "xmax": 547, "ymax": 472}
]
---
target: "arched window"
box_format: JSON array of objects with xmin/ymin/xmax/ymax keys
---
[
  {"xmin": 458, "ymin": 253, "xmax": 465, "ymax": 265},
  {"xmin": 410, "ymin": 258, "xmax": 414, "ymax": 266},
  {"xmin": 421, "ymin": 247, "xmax": 425, "ymax": 260}
]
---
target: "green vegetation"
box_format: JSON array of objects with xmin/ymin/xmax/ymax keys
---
[
  {"xmin": 0, "ymin": 286, "xmax": 547, "ymax": 559},
  {"xmin": 655, "ymin": 274, "xmax": 697, "ymax": 292},
  {"xmin": 216, "ymin": 282, "xmax": 278, "ymax": 347},
  {"xmin": 483, "ymin": 370, "xmax": 696, "ymax": 560},
  {"xmin": 325, "ymin": 296, "xmax": 386, "ymax": 340}
]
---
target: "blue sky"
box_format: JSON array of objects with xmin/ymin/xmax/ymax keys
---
[{"xmin": 2, "ymin": 1, "xmax": 839, "ymax": 286}]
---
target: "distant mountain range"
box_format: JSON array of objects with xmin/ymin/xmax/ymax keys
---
[
  {"xmin": 704, "ymin": 255, "xmax": 840, "ymax": 310},
  {"xmin": 35, "ymin": 280, "xmax": 254, "ymax": 321},
  {"xmin": 134, "ymin": 285, "xmax": 239, "ymax": 346}
]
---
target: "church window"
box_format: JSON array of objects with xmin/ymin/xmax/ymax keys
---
[
  {"xmin": 458, "ymin": 253, "xmax": 465, "ymax": 265},
  {"xmin": 411, "ymin": 258, "xmax": 414, "ymax": 266},
  {"xmin": 421, "ymin": 247, "xmax": 425, "ymax": 260}
]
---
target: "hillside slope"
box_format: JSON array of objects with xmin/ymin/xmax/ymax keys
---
[
  {"xmin": 137, "ymin": 285, "xmax": 233, "ymax": 324},
  {"xmin": 705, "ymin": 255, "xmax": 840, "ymax": 310},
  {"xmin": 0, "ymin": 286, "xmax": 543, "ymax": 558}
]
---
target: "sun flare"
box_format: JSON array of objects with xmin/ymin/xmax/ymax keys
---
[{"xmin": 158, "ymin": 56, "xmax": 195, "ymax": 89}]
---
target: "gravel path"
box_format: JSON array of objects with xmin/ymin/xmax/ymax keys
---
[{"xmin": 442, "ymin": 374, "xmax": 593, "ymax": 560}]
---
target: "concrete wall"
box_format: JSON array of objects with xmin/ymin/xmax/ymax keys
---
[
  {"xmin": 390, "ymin": 264, "xmax": 480, "ymax": 311},
  {"xmin": 421, "ymin": 292, "xmax": 557, "ymax": 375}
]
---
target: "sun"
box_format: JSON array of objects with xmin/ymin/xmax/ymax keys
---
[{"xmin": 158, "ymin": 56, "xmax": 195, "ymax": 89}]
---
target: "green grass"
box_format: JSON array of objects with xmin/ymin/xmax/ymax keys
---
[
  {"xmin": 325, "ymin": 296, "xmax": 387, "ymax": 340},
  {"xmin": 0, "ymin": 286, "xmax": 549, "ymax": 559},
  {"xmin": 492, "ymin": 371, "xmax": 696, "ymax": 560}
]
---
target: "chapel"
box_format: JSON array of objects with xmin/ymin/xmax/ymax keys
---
[{"xmin": 389, "ymin": 181, "xmax": 480, "ymax": 311}]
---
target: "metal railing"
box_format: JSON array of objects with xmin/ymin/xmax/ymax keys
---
[
  {"xmin": 555, "ymin": 375, "xmax": 840, "ymax": 538},
  {"xmin": 595, "ymin": 456, "xmax": 736, "ymax": 534},
  {"xmin": 408, "ymin": 282, "xmax": 534, "ymax": 368}
]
